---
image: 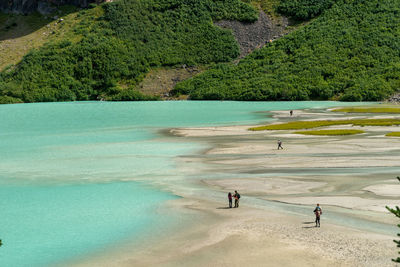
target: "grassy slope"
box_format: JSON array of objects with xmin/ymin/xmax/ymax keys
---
[
  {"xmin": 0, "ymin": 6, "xmax": 83, "ymax": 71},
  {"xmin": 0, "ymin": 0, "xmax": 257, "ymax": 103},
  {"xmin": 2, "ymin": 0, "xmax": 399, "ymax": 103},
  {"xmin": 174, "ymin": 0, "xmax": 400, "ymax": 101},
  {"xmin": 136, "ymin": 66, "xmax": 205, "ymax": 99}
]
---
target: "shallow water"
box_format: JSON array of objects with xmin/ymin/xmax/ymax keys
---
[
  {"xmin": 0, "ymin": 182, "xmax": 177, "ymax": 267},
  {"xmin": 0, "ymin": 101, "xmax": 368, "ymax": 266}
]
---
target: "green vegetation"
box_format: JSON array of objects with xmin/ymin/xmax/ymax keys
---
[
  {"xmin": 386, "ymin": 132, "xmax": 400, "ymax": 137},
  {"xmin": 294, "ymin": 129, "xmax": 364, "ymax": 135},
  {"xmin": 174, "ymin": 0, "xmax": 400, "ymax": 101},
  {"xmin": 386, "ymin": 177, "xmax": 400, "ymax": 263},
  {"xmin": 333, "ymin": 107, "xmax": 400, "ymax": 113},
  {"xmin": 250, "ymin": 119, "xmax": 400, "ymax": 131},
  {"xmin": 2, "ymin": 0, "xmax": 400, "ymax": 103},
  {"xmin": 242, "ymin": 0, "xmax": 281, "ymax": 19},
  {"xmin": 0, "ymin": 95, "xmax": 23, "ymax": 104},
  {"xmin": 0, "ymin": 0, "xmax": 257, "ymax": 103},
  {"xmin": 277, "ymin": 0, "xmax": 336, "ymax": 20}
]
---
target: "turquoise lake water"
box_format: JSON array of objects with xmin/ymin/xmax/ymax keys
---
[{"xmin": 0, "ymin": 101, "xmax": 365, "ymax": 266}]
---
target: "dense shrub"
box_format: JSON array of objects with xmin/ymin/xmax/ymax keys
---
[
  {"xmin": 0, "ymin": 95, "xmax": 23, "ymax": 104},
  {"xmin": 277, "ymin": 0, "xmax": 336, "ymax": 20},
  {"xmin": 174, "ymin": 0, "xmax": 400, "ymax": 101}
]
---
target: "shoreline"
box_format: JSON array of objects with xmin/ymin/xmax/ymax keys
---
[
  {"xmin": 73, "ymin": 106, "xmax": 399, "ymax": 266},
  {"xmin": 73, "ymin": 195, "xmax": 396, "ymax": 267}
]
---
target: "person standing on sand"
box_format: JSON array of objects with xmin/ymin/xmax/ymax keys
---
[
  {"xmin": 233, "ymin": 190, "xmax": 240, "ymax": 208},
  {"xmin": 314, "ymin": 204, "xmax": 322, "ymax": 227},
  {"xmin": 228, "ymin": 192, "xmax": 232, "ymax": 208},
  {"xmin": 277, "ymin": 140, "xmax": 283, "ymax": 150},
  {"xmin": 290, "ymin": 110, "xmax": 293, "ymax": 116}
]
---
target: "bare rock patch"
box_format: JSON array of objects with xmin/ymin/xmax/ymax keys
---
[{"xmin": 215, "ymin": 11, "xmax": 288, "ymax": 58}]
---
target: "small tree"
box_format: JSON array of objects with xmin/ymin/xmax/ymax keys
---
[{"xmin": 386, "ymin": 176, "xmax": 400, "ymax": 263}]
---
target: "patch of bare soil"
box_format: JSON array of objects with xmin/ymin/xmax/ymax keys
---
[
  {"xmin": 215, "ymin": 11, "xmax": 288, "ymax": 58},
  {"xmin": 136, "ymin": 66, "xmax": 203, "ymax": 99}
]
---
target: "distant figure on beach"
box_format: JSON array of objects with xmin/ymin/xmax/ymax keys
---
[
  {"xmin": 277, "ymin": 140, "xmax": 283, "ymax": 150},
  {"xmin": 228, "ymin": 192, "xmax": 232, "ymax": 208},
  {"xmin": 314, "ymin": 204, "xmax": 322, "ymax": 227},
  {"xmin": 233, "ymin": 190, "xmax": 240, "ymax": 208},
  {"xmin": 290, "ymin": 110, "xmax": 293, "ymax": 116}
]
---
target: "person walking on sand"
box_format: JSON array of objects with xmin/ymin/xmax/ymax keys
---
[
  {"xmin": 228, "ymin": 192, "xmax": 232, "ymax": 208},
  {"xmin": 314, "ymin": 204, "xmax": 322, "ymax": 227},
  {"xmin": 290, "ymin": 110, "xmax": 293, "ymax": 116},
  {"xmin": 233, "ymin": 190, "xmax": 240, "ymax": 208},
  {"xmin": 277, "ymin": 140, "xmax": 283, "ymax": 150}
]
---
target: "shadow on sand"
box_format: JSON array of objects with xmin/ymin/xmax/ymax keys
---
[
  {"xmin": 302, "ymin": 222, "xmax": 317, "ymax": 228},
  {"xmin": 216, "ymin": 207, "xmax": 231, "ymax": 209}
]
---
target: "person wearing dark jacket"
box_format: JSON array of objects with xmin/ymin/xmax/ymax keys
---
[
  {"xmin": 233, "ymin": 190, "xmax": 240, "ymax": 208},
  {"xmin": 228, "ymin": 192, "xmax": 232, "ymax": 208},
  {"xmin": 277, "ymin": 140, "xmax": 283, "ymax": 150},
  {"xmin": 314, "ymin": 204, "xmax": 322, "ymax": 227}
]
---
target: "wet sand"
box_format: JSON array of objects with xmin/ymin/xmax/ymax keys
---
[{"xmin": 74, "ymin": 107, "xmax": 399, "ymax": 267}]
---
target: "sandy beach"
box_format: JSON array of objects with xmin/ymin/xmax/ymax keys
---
[
  {"xmin": 74, "ymin": 198, "xmax": 396, "ymax": 267},
  {"xmin": 74, "ymin": 107, "xmax": 399, "ymax": 267}
]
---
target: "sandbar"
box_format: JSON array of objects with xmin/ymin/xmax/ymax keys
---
[{"xmin": 73, "ymin": 107, "xmax": 400, "ymax": 267}]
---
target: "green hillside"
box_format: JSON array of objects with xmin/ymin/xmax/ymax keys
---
[
  {"xmin": 0, "ymin": 0, "xmax": 257, "ymax": 103},
  {"xmin": 1, "ymin": 0, "xmax": 399, "ymax": 103},
  {"xmin": 173, "ymin": 0, "xmax": 400, "ymax": 101}
]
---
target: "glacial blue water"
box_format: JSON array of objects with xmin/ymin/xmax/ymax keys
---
[
  {"xmin": 0, "ymin": 101, "xmax": 364, "ymax": 266},
  {"xmin": 0, "ymin": 182, "xmax": 177, "ymax": 267}
]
